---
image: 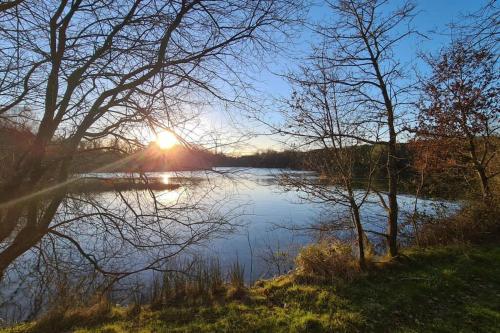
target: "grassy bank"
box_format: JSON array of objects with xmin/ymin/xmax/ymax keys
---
[{"xmin": 5, "ymin": 245, "xmax": 499, "ymax": 333}]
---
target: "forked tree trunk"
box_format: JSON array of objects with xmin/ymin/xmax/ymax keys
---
[
  {"xmin": 475, "ymin": 164, "xmax": 491, "ymax": 202},
  {"xmin": 466, "ymin": 135, "xmax": 492, "ymax": 203}
]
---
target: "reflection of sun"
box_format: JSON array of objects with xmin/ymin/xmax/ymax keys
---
[
  {"xmin": 156, "ymin": 131, "xmax": 178, "ymax": 149},
  {"xmin": 159, "ymin": 188, "xmax": 182, "ymax": 204}
]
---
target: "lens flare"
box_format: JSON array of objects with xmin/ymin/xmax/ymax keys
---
[{"xmin": 156, "ymin": 131, "xmax": 178, "ymax": 149}]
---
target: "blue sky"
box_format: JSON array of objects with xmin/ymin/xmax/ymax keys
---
[
  {"xmin": 206, "ymin": 0, "xmax": 492, "ymax": 155},
  {"xmin": 256, "ymin": 0, "xmax": 487, "ymax": 95}
]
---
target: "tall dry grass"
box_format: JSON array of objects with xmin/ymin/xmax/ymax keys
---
[
  {"xmin": 149, "ymin": 257, "xmax": 248, "ymax": 309},
  {"xmin": 294, "ymin": 240, "xmax": 362, "ymax": 282},
  {"xmin": 29, "ymin": 297, "xmax": 111, "ymax": 333}
]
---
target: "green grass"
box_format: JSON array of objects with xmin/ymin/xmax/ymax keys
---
[{"xmin": 4, "ymin": 245, "xmax": 500, "ymax": 333}]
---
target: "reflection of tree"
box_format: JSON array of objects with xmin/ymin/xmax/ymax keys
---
[
  {"xmin": 0, "ymin": 0, "xmax": 302, "ymax": 311},
  {"xmin": 2, "ymin": 173, "xmax": 247, "ymax": 320}
]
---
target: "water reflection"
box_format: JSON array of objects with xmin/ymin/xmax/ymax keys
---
[
  {"xmin": 78, "ymin": 168, "xmax": 458, "ymax": 281},
  {"xmin": 157, "ymin": 187, "xmax": 183, "ymax": 204},
  {"xmin": 0, "ymin": 168, "xmax": 459, "ymax": 322},
  {"xmin": 161, "ymin": 174, "xmax": 170, "ymax": 184}
]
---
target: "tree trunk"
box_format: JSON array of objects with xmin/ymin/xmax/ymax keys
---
[
  {"xmin": 411, "ymin": 169, "xmax": 424, "ymax": 247},
  {"xmin": 475, "ymin": 164, "xmax": 491, "ymax": 202},
  {"xmin": 0, "ymin": 196, "xmax": 62, "ymax": 280},
  {"xmin": 0, "ymin": 226, "xmax": 45, "ymax": 279},
  {"xmin": 351, "ymin": 205, "xmax": 366, "ymax": 270},
  {"xmin": 364, "ymin": 40, "xmax": 399, "ymax": 258},
  {"xmin": 466, "ymin": 135, "xmax": 492, "ymax": 202},
  {"xmin": 387, "ymin": 138, "xmax": 399, "ymax": 257}
]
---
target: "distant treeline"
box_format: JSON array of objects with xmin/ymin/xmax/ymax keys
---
[
  {"xmin": 216, "ymin": 150, "xmax": 303, "ymax": 169},
  {"xmin": 217, "ymin": 145, "xmax": 471, "ymax": 198},
  {"xmin": 70, "ymin": 142, "xmax": 475, "ymax": 198},
  {"xmin": 0, "ymin": 125, "xmax": 481, "ymax": 198},
  {"xmin": 71, "ymin": 145, "xmax": 218, "ymax": 173}
]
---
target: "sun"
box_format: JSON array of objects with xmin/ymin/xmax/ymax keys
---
[{"xmin": 156, "ymin": 131, "xmax": 178, "ymax": 149}]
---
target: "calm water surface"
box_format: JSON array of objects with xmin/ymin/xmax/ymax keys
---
[
  {"xmin": 0, "ymin": 168, "xmax": 457, "ymax": 322},
  {"xmin": 93, "ymin": 167, "xmax": 456, "ymax": 281}
]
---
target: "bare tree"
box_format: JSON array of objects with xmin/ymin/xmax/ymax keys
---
[
  {"xmin": 0, "ymin": 1, "xmax": 23, "ymax": 12},
  {"xmin": 280, "ymin": 0, "xmax": 417, "ymax": 257},
  {"xmin": 268, "ymin": 56, "xmax": 382, "ymax": 269},
  {"xmin": 0, "ymin": 0, "xmax": 302, "ymax": 284},
  {"xmin": 451, "ymin": 0, "xmax": 499, "ymax": 51}
]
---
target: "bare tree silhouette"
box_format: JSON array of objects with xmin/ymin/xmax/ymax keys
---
[{"xmin": 0, "ymin": 0, "xmax": 303, "ymax": 286}]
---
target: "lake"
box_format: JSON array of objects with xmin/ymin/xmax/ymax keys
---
[
  {"xmin": 0, "ymin": 167, "xmax": 457, "ymax": 322},
  {"xmin": 84, "ymin": 167, "xmax": 457, "ymax": 280}
]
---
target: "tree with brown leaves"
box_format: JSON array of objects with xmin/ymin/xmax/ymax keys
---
[{"xmin": 417, "ymin": 42, "xmax": 499, "ymax": 202}]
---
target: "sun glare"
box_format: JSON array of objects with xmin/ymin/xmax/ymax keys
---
[{"xmin": 156, "ymin": 131, "xmax": 178, "ymax": 149}]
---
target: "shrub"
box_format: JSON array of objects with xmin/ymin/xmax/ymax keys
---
[
  {"xmin": 417, "ymin": 200, "xmax": 500, "ymax": 246},
  {"xmin": 295, "ymin": 240, "xmax": 360, "ymax": 282},
  {"xmin": 29, "ymin": 297, "xmax": 111, "ymax": 333}
]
